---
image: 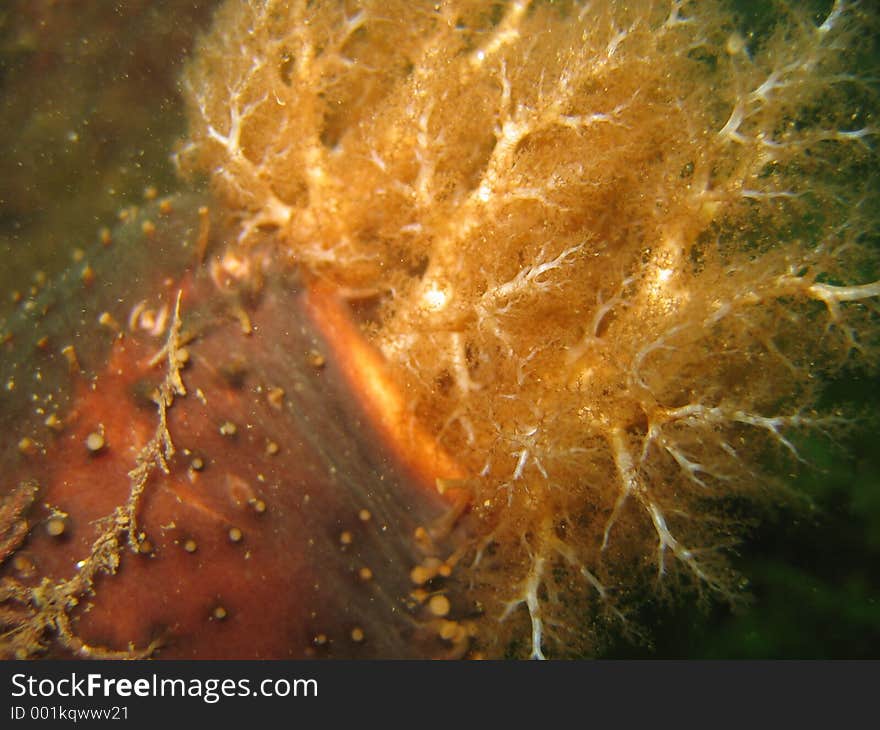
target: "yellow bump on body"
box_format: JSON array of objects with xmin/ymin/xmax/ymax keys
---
[
  {"xmin": 12, "ymin": 555, "xmax": 35, "ymax": 577},
  {"xmin": 213, "ymin": 605, "xmax": 228, "ymax": 620},
  {"xmin": 358, "ymin": 509, "xmax": 371, "ymax": 523},
  {"xmin": 428, "ymin": 594, "xmax": 451, "ymax": 617},
  {"xmin": 141, "ymin": 220, "xmax": 157, "ymax": 237},
  {"xmin": 350, "ymin": 627, "xmax": 365, "ymax": 643},
  {"xmin": 358, "ymin": 567, "xmax": 373, "ymax": 582},
  {"xmin": 265, "ymin": 440, "xmax": 280, "ymax": 456},
  {"xmin": 438, "ymin": 620, "xmax": 466, "ymax": 643},
  {"xmin": 17, "ymin": 437, "xmax": 37, "ymax": 456},
  {"xmin": 158, "ymin": 198, "xmax": 174, "ymax": 216},
  {"xmin": 184, "ymin": 539, "xmax": 198, "ymax": 553},
  {"xmin": 138, "ymin": 539, "xmax": 154, "ymax": 555},
  {"xmin": 725, "ymin": 32, "xmax": 746, "ymax": 56},
  {"xmin": 85, "ymin": 431, "xmax": 106, "ymax": 453},
  {"xmin": 99, "ymin": 227, "xmax": 112, "ymax": 246},
  {"xmin": 410, "ymin": 588, "xmax": 429, "ymax": 604},
  {"xmin": 313, "ymin": 633, "xmax": 328, "ymax": 646},
  {"xmin": 410, "ymin": 565, "xmax": 431, "ymax": 586},
  {"xmin": 81, "ymin": 265, "xmax": 95, "ymax": 287},
  {"xmin": 46, "ymin": 516, "xmax": 67, "ymax": 537},
  {"xmin": 143, "ymin": 185, "xmax": 158, "ymax": 201},
  {"xmin": 339, "ymin": 531, "xmax": 353, "ymax": 546},
  {"xmin": 219, "ymin": 420, "xmax": 237, "ymax": 436},
  {"xmin": 228, "ymin": 527, "xmax": 243, "ymax": 543},
  {"xmin": 410, "ymin": 557, "xmax": 444, "ymax": 586},
  {"xmin": 249, "ymin": 498, "xmax": 267, "ymax": 514},
  {"xmin": 307, "ymin": 348, "xmax": 326, "ymax": 369},
  {"xmin": 44, "ymin": 413, "xmax": 63, "ymax": 432},
  {"xmin": 35, "ymin": 335, "xmax": 49, "ymax": 350},
  {"xmin": 267, "ymin": 386, "xmax": 285, "ymax": 411},
  {"xmin": 61, "ymin": 344, "xmax": 80, "ymax": 372},
  {"xmin": 190, "ymin": 456, "xmax": 205, "ymax": 471},
  {"xmin": 98, "ymin": 311, "xmax": 121, "ymax": 332}
]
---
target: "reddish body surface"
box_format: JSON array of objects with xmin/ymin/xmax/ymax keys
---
[{"xmin": 0, "ymin": 197, "xmax": 470, "ymax": 659}]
